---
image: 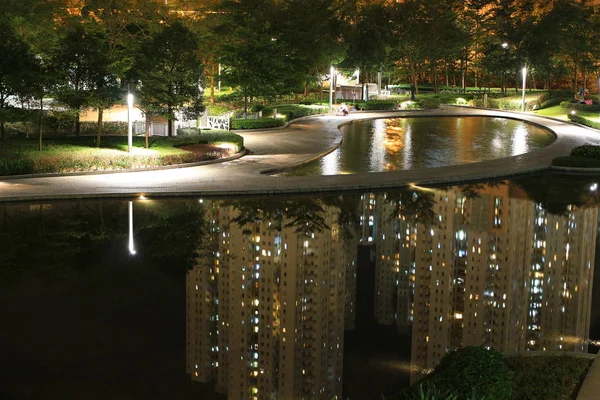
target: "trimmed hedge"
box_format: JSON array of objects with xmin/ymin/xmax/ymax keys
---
[
  {"xmin": 571, "ymin": 144, "xmax": 600, "ymax": 159},
  {"xmin": 507, "ymin": 355, "xmax": 592, "ymax": 400},
  {"xmin": 267, "ymin": 104, "xmax": 329, "ymax": 121},
  {"xmin": 418, "ymin": 98, "xmax": 442, "ymax": 109},
  {"xmin": 561, "ymin": 101, "xmax": 600, "ymax": 112},
  {"xmin": 231, "ymin": 118, "xmax": 285, "ymax": 130},
  {"xmin": 362, "ymin": 100, "xmax": 397, "ymax": 110},
  {"xmin": 551, "ymin": 144, "xmax": 600, "ymax": 167},
  {"xmin": 552, "ymin": 155, "xmax": 600, "ymax": 168},
  {"xmin": 422, "ymin": 347, "xmax": 513, "ymax": 400},
  {"xmin": 568, "ymin": 114, "xmax": 600, "ymax": 129}
]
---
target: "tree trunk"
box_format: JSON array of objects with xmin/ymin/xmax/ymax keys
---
[
  {"xmin": 0, "ymin": 119, "xmax": 4, "ymax": 140},
  {"xmin": 75, "ymin": 112, "xmax": 81, "ymax": 136},
  {"xmin": 210, "ymin": 75, "xmax": 215, "ymax": 104},
  {"xmin": 96, "ymin": 108, "xmax": 103, "ymax": 147},
  {"xmin": 38, "ymin": 97, "xmax": 43, "ymax": 151},
  {"xmin": 168, "ymin": 105, "xmax": 173, "ymax": 137}
]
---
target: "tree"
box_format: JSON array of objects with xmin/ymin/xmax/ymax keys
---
[
  {"xmin": 135, "ymin": 21, "xmax": 203, "ymax": 137},
  {"xmin": 51, "ymin": 20, "xmax": 103, "ymax": 137},
  {"xmin": 0, "ymin": 21, "xmax": 37, "ymax": 139}
]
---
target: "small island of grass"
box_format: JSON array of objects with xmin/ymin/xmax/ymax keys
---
[{"xmin": 0, "ymin": 129, "xmax": 243, "ymax": 176}]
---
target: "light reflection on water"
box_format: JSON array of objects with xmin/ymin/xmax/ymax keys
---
[
  {"xmin": 1, "ymin": 174, "xmax": 599, "ymax": 399},
  {"xmin": 283, "ymin": 117, "xmax": 555, "ymax": 176}
]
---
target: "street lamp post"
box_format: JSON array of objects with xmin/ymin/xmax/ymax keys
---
[
  {"xmin": 521, "ymin": 66, "xmax": 527, "ymax": 112},
  {"xmin": 329, "ymin": 65, "xmax": 334, "ymax": 113},
  {"xmin": 501, "ymin": 43, "xmax": 508, "ymax": 95},
  {"xmin": 127, "ymin": 91, "xmax": 134, "ymax": 152}
]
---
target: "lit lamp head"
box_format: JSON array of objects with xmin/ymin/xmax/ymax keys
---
[{"xmin": 127, "ymin": 93, "xmax": 134, "ymax": 108}]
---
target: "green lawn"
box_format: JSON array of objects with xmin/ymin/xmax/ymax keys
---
[
  {"xmin": 0, "ymin": 131, "xmax": 243, "ymax": 176},
  {"xmin": 534, "ymin": 105, "xmax": 600, "ymax": 121}
]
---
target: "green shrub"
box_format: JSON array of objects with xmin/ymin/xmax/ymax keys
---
[
  {"xmin": 231, "ymin": 118, "xmax": 285, "ymax": 129},
  {"xmin": 568, "ymin": 114, "xmax": 600, "ymax": 129},
  {"xmin": 560, "ymin": 101, "xmax": 600, "ymax": 112},
  {"xmin": 206, "ymin": 104, "xmax": 231, "ymax": 116},
  {"xmin": 423, "ymin": 347, "xmax": 513, "ymax": 400},
  {"xmin": 489, "ymin": 98, "xmax": 522, "ymax": 110},
  {"xmin": 250, "ymin": 104, "xmax": 265, "ymax": 113},
  {"xmin": 552, "ymin": 155, "xmax": 600, "ymax": 168},
  {"xmin": 436, "ymin": 93, "xmax": 474, "ymax": 105},
  {"xmin": 404, "ymin": 383, "xmax": 458, "ymax": 400},
  {"xmin": 195, "ymin": 130, "xmax": 244, "ymax": 150},
  {"xmin": 275, "ymin": 104, "xmax": 329, "ymax": 121},
  {"xmin": 362, "ymin": 100, "xmax": 397, "ymax": 110},
  {"xmin": 177, "ymin": 127, "xmax": 200, "ymax": 136},
  {"xmin": 79, "ymin": 121, "xmax": 129, "ymax": 136},
  {"xmin": 418, "ymin": 98, "xmax": 442, "ymax": 109},
  {"xmin": 506, "ymin": 355, "xmax": 592, "ymax": 400},
  {"xmin": 539, "ymin": 97, "xmax": 567, "ymax": 109},
  {"xmin": 570, "ymin": 144, "xmax": 600, "ymax": 159}
]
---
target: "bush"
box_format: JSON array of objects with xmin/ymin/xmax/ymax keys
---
[
  {"xmin": 539, "ymin": 97, "xmax": 567, "ymax": 109},
  {"xmin": 206, "ymin": 104, "xmax": 231, "ymax": 116},
  {"xmin": 568, "ymin": 114, "xmax": 600, "ymax": 129},
  {"xmin": 552, "ymin": 155, "xmax": 600, "ymax": 168},
  {"xmin": 79, "ymin": 121, "xmax": 129, "ymax": 136},
  {"xmin": 423, "ymin": 347, "xmax": 513, "ymax": 400},
  {"xmin": 177, "ymin": 127, "xmax": 201, "ymax": 136},
  {"xmin": 362, "ymin": 100, "xmax": 397, "ymax": 110},
  {"xmin": 560, "ymin": 101, "xmax": 600, "ymax": 112},
  {"xmin": 506, "ymin": 355, "xmax": 592, "ymax": 400},
  {"xmin": 231, "ymin": 118, "xmax": 285, "ymax": 129},
  {"xmin": 418, "ymin": 98, "xmax": 441, "ymax": 109},
  {"xmin": 275, "ymin": 104, "xmax": 329, "ymax": 121},
  {"xmin": 570, "ymin": 144, "xmax": 600, "ymax": 159},
  {"xmin": 250, "ymin": 104, "xmax": 265, "ymax": 113}
]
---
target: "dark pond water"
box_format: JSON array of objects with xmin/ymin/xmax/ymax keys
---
[
  {"xmin": 1, "ymin": 172, "xmax": 600, "ymax": 400},
  {"xmin": 283, "ymin": 117, "xmax": 555, "ymax": 176}
]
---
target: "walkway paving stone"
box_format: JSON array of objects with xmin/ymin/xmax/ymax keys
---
[{"xmin": 1, "ymin": 106, "xmax": 600, "ymax": 203}]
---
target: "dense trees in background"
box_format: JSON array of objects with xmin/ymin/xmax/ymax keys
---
[{"xmin": 3, "ymin": 0, "xmax": 600, "ymax": 136}]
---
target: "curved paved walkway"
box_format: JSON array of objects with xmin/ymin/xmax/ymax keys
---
[{"xmin": 1, "ymin": 106, "xmax": 600, "ymax": 202}]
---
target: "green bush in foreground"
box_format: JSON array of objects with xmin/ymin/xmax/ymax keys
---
[
  {"xmin": 552, "ymin": 155, "xmax": 600, "ymax": 168},
  {"xmin": 571, "ymin": 144, "xmax": 600, "ymax": 159},
  {"xmin": 561, "ymin": 101, "xmax": 600, "ymax": 112},
  {"xmin": 507, "ymin": 355, "xmax": 592, "ymax": 400},
  {"xmin": 231, "ymin": 118, "xmax": 285, "ymax": 129},
  {"xmin": 568, "ymin": 114, "xmax": 600, "ymax": 130},
  {"xmin": 553, "ymin": 144, "xmax": 600, "ymax": 168},
  {"xmin": 418, "ymin": 98, "xmax": 442, "ymax": 109},
  {"xmin": 423, "ymin": 347, "xmax": 513, "ymax": 400},
  {"xmin": 362, "ymin": 100, "xmax": 397, "ymax": 110}
]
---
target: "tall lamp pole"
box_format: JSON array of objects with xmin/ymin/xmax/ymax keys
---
[
  {"xmin": 521, "ymin": 66, "xmax": 527, "ymax": 112},
  {"xmin": 127, "ymin": 91, "xmax": 134, "ymax": 152},
  {"xmin": 501, "ymin": 43, "xmax": 508, "ymax": 95},
  {"xmin": 329, "ymin": 65, "xmax": 334, "ymax": 113}
]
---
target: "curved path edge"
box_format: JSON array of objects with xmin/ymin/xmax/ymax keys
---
[{"xmin": 1, "ymin": 106, "xmax": 600, "ymax": 203}]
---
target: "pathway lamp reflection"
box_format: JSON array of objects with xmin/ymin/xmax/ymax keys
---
[
  {"xmin": 127, "ymin": 92, "xmax": 134, "ymax": 152},
  {"xmin": 521, "ymin": 67, "xmax": 527, "ymax": 112},
  {"xmin": 128, "ymin": 200, "xmax": 136, "ymax": 255}
]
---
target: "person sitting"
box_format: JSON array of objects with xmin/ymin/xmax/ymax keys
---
[{"xmin": 338, "ymin": 103, "xmax": 349, "ymax": 116}]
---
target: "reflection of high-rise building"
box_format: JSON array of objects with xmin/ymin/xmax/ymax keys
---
[
  {"xmin": 363, "ymin": 183, "xmax": 596, "ymax": 383},
  {"xmin": 186, "ymin": 200, "xmax": 358, "ymax": 399}
]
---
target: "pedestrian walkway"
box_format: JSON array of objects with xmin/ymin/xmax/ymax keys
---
[{"xmin": 1, "ymin": 106, "xmax": 599, "ymax": 203}]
